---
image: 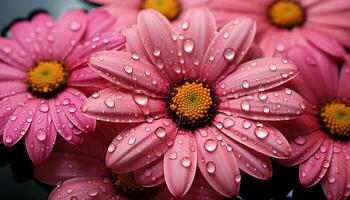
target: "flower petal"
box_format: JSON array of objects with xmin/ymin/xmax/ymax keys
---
[
  {"xmin": 0, "ymin": 37, "xmax": 33, "ymax": 70},
  {"xmin": 321, "ymin": 142, "xmax": 348, "ymax": 200},
  {"xmin": 200, "ymin": 17, "xmax": 256, "ymax": 83},
  {"xmin": 137, "ymin": 9, "xmax": 182, "ymax": 83},
  {"xmin": 218, "ymin": 87, "xmax": 306, "ymax": 121},
  {"xmin": 178, "ymin": 8, "xmax": 217, "ymax": 78},
  {"xmin": 25, "ymin": 100, "xmax": 57, "ymax": 164},
  {"xmin": 223, "ymin": 134, "xmax": 272, "ymax": 179},
  {"xmin": 214, "ymin": 113, "xmax": 291, "ymax": 159},
  {"xmin": 216, "ymin": 57, "xmax": 298, "ymax": 99},
  {"xmin": 195, "ymin": 126, "xmax": 240, "ymax": 197},
  {"xmin": 48, "ymin": 177, "xmax": 115, "ymax": 200},
  {"xmin": 65, "ymin": 32, "xmax": 126, "ymax": 70},
  {"xmin": 84, "ymin": 8, "xmax": 116, "ymax": 40},
  {"xmin": 299, "ymin": 138, "xmax": 334, "ymax": 187},
  {"xmin": 82, "ymin": 88, "xmax": 167, "ymax": 123},
  {"xmin": 88, "ymin": 51, "xmax": 168, "ymax": 98},
  {"xmin": 34, "ymin": 153, "xmax": 109, "ymax": 185},
  {"xmin": 279, "ymin": 130, "xmax": 326, "ymax": 166},
  {"xmin": 67, "ymin": 66, "xmax": 107, "ymax": 88},
  {"xmin": 0, "ymin": 81, "xmax": 27, "ymax": 99},
  {"xmin": 3, "ymin": 99, "xmax": 38, "ymax": 146},
  {"xmin": 122, "ymin": 26, "xmax": 151, "ymax": 62},
  {"xmin": 57, "ymin": 88, "xmax": 96, "ymax": 133},
  {"xmin": 106, "ymin": 117, "xmax": 177, "ymax": 173},
  {"xmin": 134, "ymin": 158, "xmax": 165, "ymax": 187},
  {"xmin": 52, "ymin": 9, "xmax": 87, "ymax": 60},
  {"xmin": 0, "ymin": 62, "xmax": 26, "ymax": 81},
  {"xmin": 338, "ymin": 55, "xmax": 350, "ymax": 104},
  {"xmin": 164, "ymin": 131, "xmax": 197, "ymax": 197}
]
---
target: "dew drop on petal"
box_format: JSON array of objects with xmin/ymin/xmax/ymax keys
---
[
  {"xmin": 223, "ymin": 48, "xmax": 235, "ymax": 61},
  {"xmin": 242, "ymin": 120, "xmax": 252, "ymax": 129},
  {"xmin": 155, "ymin": 127, "xmax": 167, "ymax": 138},
  {"xmin": 128, "ymin": 136, "xmax": 136, "ymax": 145},
  {"xmin": 254, "ymin": 127, "xmax": 269, "ymax": 139},
  {"xmin": 183, "ymin": 38, "xmax": 195, "ymax": 53},
  {"xmin": 133, "ymin": 93, "xmax": 149, "ymax": 106},
  {"xmin": 87, "ymin": 189, "xmax": 98, "ymax": 197},
  {"xmin": 35, "ymin": 129, "xmax": 47, "ymax": 141},
  {"xmin": 242, "ymin": 80, "xmax": 250, "ymax": 89},
  {"xmin": 223, "ymin": 118, "xmax": 235, "ymax": 128},
  {"xmin": 294, "ymin": 136, "xmax": 306, "ymax": 145},
  {"xmin": 181, "ymin": 157, "xmax": 191, "ymax": 167},
  {"xmin": 123, "ymin": 65, "xmax": 133, "ymax": 74},
  {"xmin": 235, "ymin": 174, "xmax": 241, "ymax": 182},
  {"xmin": 240, "ymin": 101, "xmax": 250, "ymax": 111},
  {"xmin": 39, "ymin": 103, "xmax": 50, "ymax": 113},
  {"xmin": 181, "ymin": 21, "xmax": 189, "ymax": 30},
  {"xmin": 169, "ymin": 152, "xmax": 178, "ymax": 160},
  {"xmin": 206, "ymin": 161, "xmax": 216, "ymax": 174},
  {"xmin": 107, "ymin": 144, "xmax": 116, "ymax": 153},
  {"xmin": 70, "ymin": 22, "xmax": 81, "ymax": 31},
  {"xmin": 204, "ymin": 139, "xmax": 218, "ymax": 152},
  {"xmin": 104, "ymin": 97, "xmax": 115, "ymax": 108}
]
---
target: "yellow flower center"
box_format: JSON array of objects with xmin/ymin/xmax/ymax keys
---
[
  {"xmin": 168, "ymin": 82, "xmax": 214, "ymax": 129},
  {"xmin": 320, "ymin": 102, "xmax": 350, "ymax": 139},
  {"xmin": 113, "ymin": 173, "xmax": 153, "ymax": 198},
  {"xmin": 142, "ymin": 0, "xmax": 181, "ymax": 20},
  {"xmin": 268, "ymin": 1, "xmax": 305, "ymax": 29},
  {"xmin": 26, "ymin": 61, "xmax": 68, "ymax": 98}
]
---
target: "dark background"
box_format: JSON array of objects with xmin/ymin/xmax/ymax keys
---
[{"xmin": 0, "ymin": 0, "xmax": 328, "ymax": 199}]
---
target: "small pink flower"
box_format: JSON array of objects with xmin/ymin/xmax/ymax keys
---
[
  {"xmin": 87, "ymin": 0, "xmax": 211, "ymax": 31},
  {"xmin": 210, "ymin": 0, "xmax": 348, "ymax": 58},
  {"xmin": 82, "ymin": 9, "xmax": 306, "ymax": 197},
  {"xmin": 0, "ymin": 9, "xmax": 126, "ymax": 164},
  {"xmin": 274, "ymin": 48, "xmax": 350, "ymax": 200},
  {"xmin": 34, "ymin": 122, "xmax": 222, "ymax": 200}
]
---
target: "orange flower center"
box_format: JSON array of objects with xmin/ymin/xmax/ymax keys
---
[
  {"xmin": 26, "ymin": 61, "xmax": 68, "ymax": 98},
  {"xmin": 320, "ymin": 102, "xmax": 350, "ymax": 139},
  {"xmin": 268, "ymin": 1, "xmax": 305, "ymax": 29},
  {"xmin": 142, "ymin": 0, "xmax": 181, "ymax": 20}
]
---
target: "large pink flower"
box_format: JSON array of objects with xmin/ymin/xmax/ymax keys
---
[
  {"xmin": 34, "ymin": 122, "xmax": 222, "ymax": 200},
  {"xmin": 82, "ymin": 9, "xmax": 306, "ymax": 197},
  {"xmin": 0, "ymin": 9, "xmax": 125, "ymax": 164},
  {"xmin": 87, "ymin": 0, "xmax": 211, "ymax": 31},
  {"xmin": 274, "ymin": 48, "xmax": 350, "ymax": 200},
  {"xmin": 210, "ymin": 0, "xmax": 348, "ymax": 58}
]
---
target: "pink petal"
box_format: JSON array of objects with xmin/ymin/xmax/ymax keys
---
[
  {"xmin": 65, "ymin": 32, "xmax": 126, "ymax": 70},
  {"xmin": 134, "ymin": 158, "xmax": 165, "ymax": 187},
  {"xmin": 218, "ymin": 87, "xmax": 306, "ymax": 121},
  {"xmin": 122, "ymin": 26, "xmax": 151, "ymax": 62},
  {"xmin": 137, "ymin": 9, "xmax": 182, "ymax": 83},
  {"xmin": 216, "ymin": 57, "xmax": 298, "ymax": 99},
  {"xmin": 0, "ymin": 81, "xmax": 27, "ymax": 99},
  {"xmin": 103, "ymin": 6, "xmax": 138, "ymax": 31},
  {"xmin": 25, "ymin": 100, "xmax": 57, "ymax": 164},
  {"xmin": 52, "ymin": 9, "xmax": 87, "ymax": 60},
  {"xmin": 48, "ymin": 177, "xmax": 115, "ymax": 200},
  {"xmin": 0, "ymin": 37, "xmax": 33, "ymax": 70},
  {"xmin": 106, "ymin": 117, "xmax": 177, "ymax": 173},
  {"xmin": 223, "ymin": 134, "xmax": 272, "ymax": 180},
  {"xmin": 3, "ymin": 99, "xmax": 38, "ymax": 146},
  {"xmin": 57, "ymin": 88, "xmax": 96, "ymax": 133},
  {"xmin": 338, "ymin": 55, "xmax": 350, "ymax": 104},
  {"xmin": 34, "ymin": 153, "xmax": 109, "ymax": 185},
  {"xmin": 321, "ymin": 142, "xmax": 348, "ymax": 200},
  {"xmin": 164, "ymin": 131, "xmax": 197, "ymax": 197},
  {"xmin": 180, "ymin": 0, "xmax": 211, "ymax": 9},
  {"xmin": 0, "ymin": 62, "xmax": 26, "ymax": 81},
  {"xmin": 84, "ymin": 9, "xmax": 116, "ymax": 40},
  {"xmin": 279, "ymin": 130, "xmax": 326, "ymax": 166},
  {"xmin": 214, "ymin": 113, "xmax": 291, "ymax": 159},
  {"xmin": 195, "ymin": 126, "xmax": 240, "ymax": 197},
  {"xmin": 88, "ymin": 51, "xmax": 169, "ymax": 98},
  {"xmin": 178, "ymin": 8, "xmax": 217, "ymax": 78},
  {"xmin": 301, "ymin": 28, "xmax": 345, "ymax": 59},
  {"xmin": 82, "ymin": 88, "xmax": 167, "ymax": 123},
  {"xmin": 200, "ymin": 17, "xmax": 256, "ymax": 83},
  {"xmin": 308, "ymin": 0, "xmax": 350, "ymax": 14},
  {"xmin": 307, "ymin": 22, "xmax": 350, "ymax": 47},
  {"xmin": 287, "ymin": 46, "xmax": 338, "ymax": 102},
  {"xmin": 67, "ymin": 66, "xmax": 107, "ymax": 88},
  {"xmin": 299, "ymin": 138, "xmax": 334, "ymax": 187},
  {"xmin": 270, "ymin": 114, "xmax": 321, "ymax": 138}
]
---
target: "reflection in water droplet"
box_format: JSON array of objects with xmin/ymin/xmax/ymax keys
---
[
  {"xmin": 181, "ymin": 157, "xmax": 191, "ymax": 167},
  {"xmin": 204, "ymin": 139, "xmax": 218, "ymax": 152},
  {"xmin": 254, "ymin": 127, "xmax": 269, "ymax": 139},
  {"xmin": 104, "ymin": 97, "xmax": 115, "ymax": 108},
  {"xmin": 223, "ymin": 48, "xmax": 235, "ymax": 61},
  {"xmin": 206, "ymin": 161, "xmax": 216, "ymax": 174}
]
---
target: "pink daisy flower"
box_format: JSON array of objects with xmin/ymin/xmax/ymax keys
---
[
  {"xmin": 87, "ymin": 0, "xmax": 211, "ymax": 31},
  {"xmin": 0, "ymin": 9, "xmax": 126, "ymax": 164},
  {"xmin": 274, "ymin": 48, "xmax": 350, "ymax": 200},
  {"xmin": 82, "ymin": 8, "xmax": 306, "ymax": 197},
  {"xmin": 34, "ymin": 122, "xmax": 222, "ymax": 200},
  {"xmin": 210, "ymin": 0, "xmax": 349, "ymax": 58}
]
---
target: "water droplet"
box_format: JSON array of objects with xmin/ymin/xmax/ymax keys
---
[
  {"xmin": 152, "ymin": 47, "xmax": 161, "ymax": 57},
  {"xmin": 68, "ymin": 104, "xmax": 77, "ymax": 113},
  {"xmin": 258, "ymin": 93, "xmax": 268, "ymax": 101},
  {"xmin": 181, "ymin": 157, "xmax": 191, "ymax": 167},
  {"xmin": 183, "ymin": 38, "xmax": 195, "ymax": 53},
  {"xmin": 242, "ymin": 80, "xmax": 250, "ymax": 89},
  {"xmin": 88, "ymin": 189, "xmax": 98, "ymax": 197},
  {"xmin": 242, "ymin": 120, "xmax": 252, "ymax": 129},
  {"xmin": 128, "ymin": 136, "xmax": 136, "ymax": 145},
  {"xmin": 92, "ymin": 92, "xmax": 99, "ymax": 98},
  {"xmin": 181, "ymin": 21, "xmax": 189, "ymax": 30},
  {"xmin": 269, "ymin": 65, "xmax": 277, "ymax": 71},
  {"xmin": 223, "ymin": 48, "xmax": 235, "ymax": 61},
  {"xmin": 62, "ymin": 98, "xmax": 71, "ymax": 105},
  {"xmin": 235, "ymin": 174, "xmax": 241, "ymax": 182},
  {"xmin": 204, "ymin": 139, "xmax": 218, "ymax": 152},
  {"xmin": 10, "ymin": 115, "xmax": 17, "ymax": 122},
  {"xmin": 223, "ymin": 118, "xmax": 235, "ymax": 128},
  {"xmin": 327, "ymin": 175, "xmax": 336, "ymax": 183},
  {"xmin": 39, "ymin": 103, "xmax": 50, "ymax": 112},
  {"xmin": 155, "ymin": 127, "xmax": 167, "ymax": 138},
  {"xmin": 5, "ymin": 135, "xmax": 13, "ymax": 144},
  {"xmin": 35, "ymin": 129, "xmax": 47, "ymax": 141},
  {"xmin": 66, "ymin": 188, "xmax": 73, "ymax": 194},
  {"xmin": 123, "ymin": 65, "xmax": 133, "ymax": 74},
  {"xmin": 254, "ymin": 127, "xmax": 269, "ymax": 139},
  {"xmin": 70, "ymin": 22, "xmax": 81, "ymax": 31},
  {"xmin": 262, "ymin": 106, "xmax": 270, "ymax": 113},
  {"xmin": 133, "ymin": 93, "xmax": 149, "ymax": 106},
  {"xmin": 107, "ymin": 144, "xmax": 116, "ymax": 153},
  {"xmin": 131, "ymin": 52, "xmax": 140, "ymax": 60},
  {"xmin": 104, "ymin": 97, "xmax": 115, "ymax": 108},
  {"xmin": 206, "ymin": 161, "xmax": 216, "ymax": 173},
  {"xmin": 240, "ymin": 101, "xmax": 250, "ymax": 111},
  {"xmin": 294, "ymin": 136, "xmax": 306, "ymax": 145}
]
